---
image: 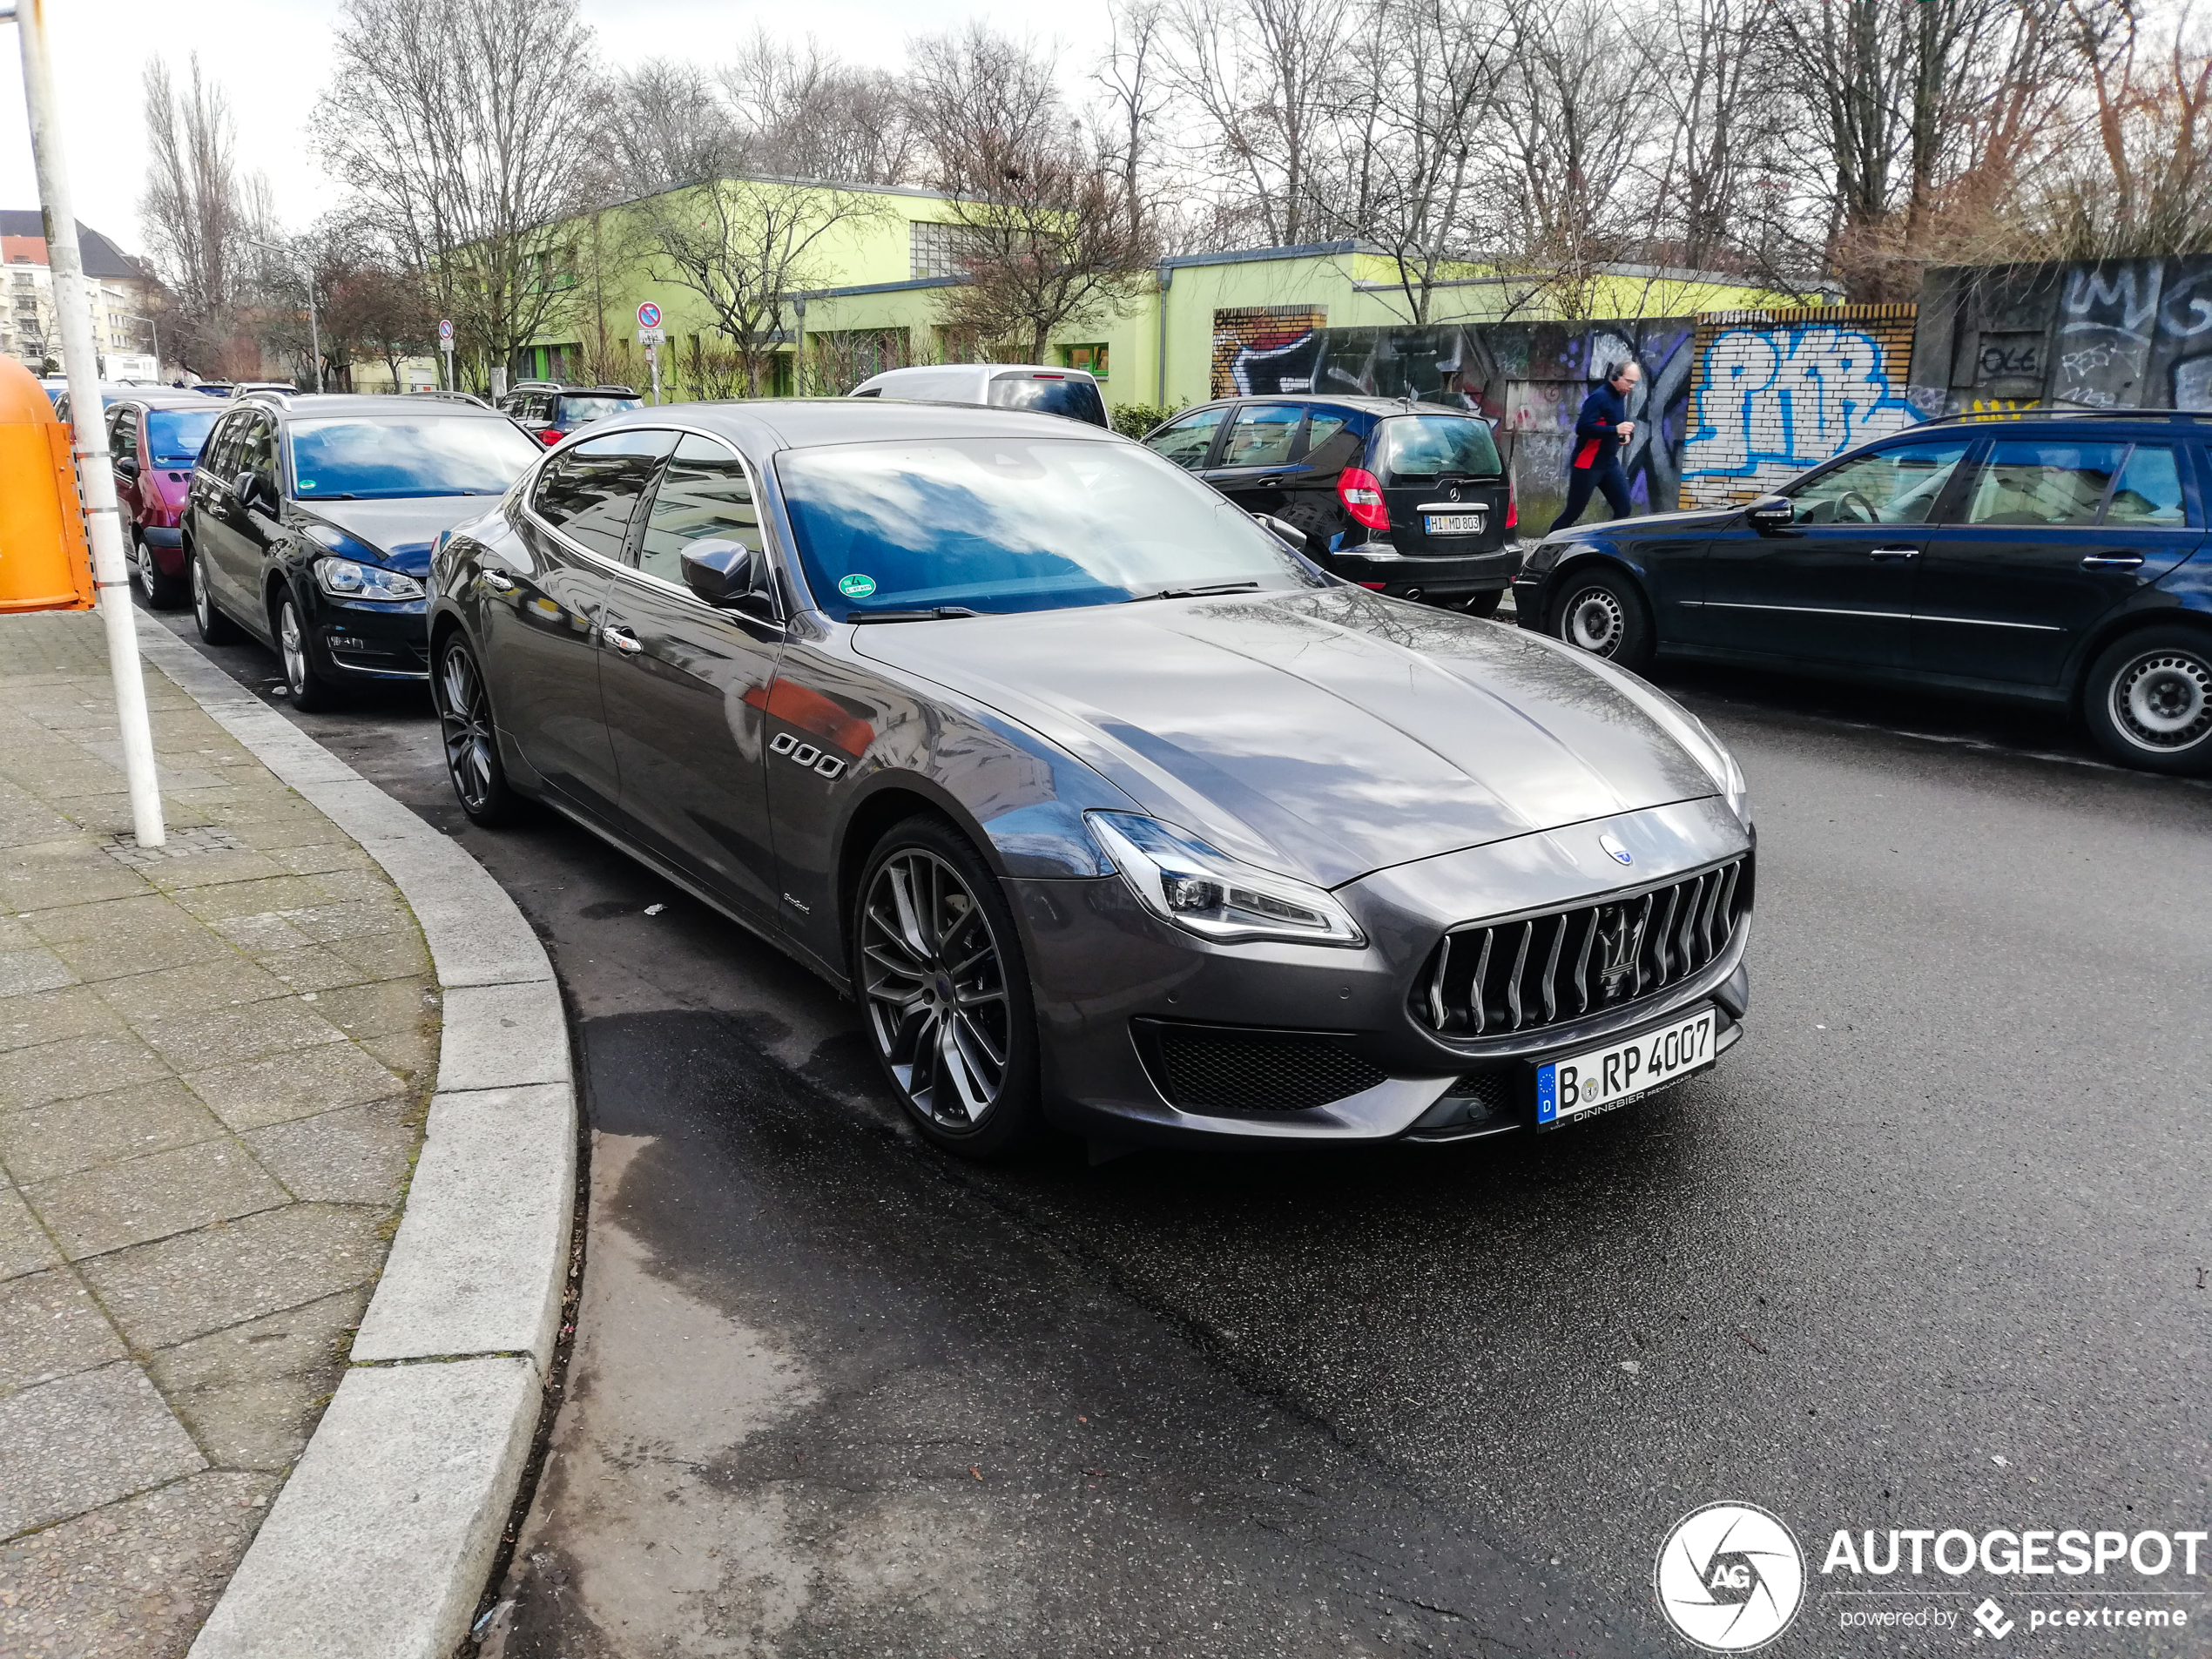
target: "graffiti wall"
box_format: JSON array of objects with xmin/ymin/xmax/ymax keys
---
[
  {"xmin": 1211, "ymin": 315, "xmax": 1700, "ymax": 523},
  {"xmin": 1677, "ymin": 305, "xmax": 1921, "ymax": 508},
  {"xmin": 1910, "ymin": 258, "xmax": 2212, "ymax": 415}
]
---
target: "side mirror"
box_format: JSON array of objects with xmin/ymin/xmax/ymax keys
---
[
  {"xmin": 1743, "ymin": 495, "xmax": 1797, "ymax": 536},
  {"xmin": 232, "ymin": 471, "xmax": 268, "ymax": 512},
  {"xmin": 112, "ymin": 457, "xmax": 138, "ymax": 479},
  {"xmin": 679, "ymin": 537, "xmax": 756, "ymax": 607},
  {"xmin": 1250, "ymin": 510, "xmax": 1308, "ymax": 553}
]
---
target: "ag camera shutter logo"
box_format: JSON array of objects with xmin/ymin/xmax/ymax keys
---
[{"xmin": 1655, "ymin": 1502, "xmax": 1805, "ymax": 1651}]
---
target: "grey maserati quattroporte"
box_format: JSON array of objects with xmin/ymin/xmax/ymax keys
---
[{"xmin": 428, "ymin": 401, "xmax": 1756, "ymax": 1157}]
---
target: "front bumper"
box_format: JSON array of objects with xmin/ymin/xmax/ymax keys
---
[
  {"xmin": 313, "ymin": 595, "xmax": 430, "ymax": 681},
  {"xmin": 1015, "ymin": 796, "xmax": 1752, "ymax": 1148},
  {"xmin": 1319, "ymin": 543, "xmax": 1521, "ymax": 598}
]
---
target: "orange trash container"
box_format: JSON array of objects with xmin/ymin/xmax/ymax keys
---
[{"xmin": 0, "ymin": 357, "xmax": 94, "ymax": 612}]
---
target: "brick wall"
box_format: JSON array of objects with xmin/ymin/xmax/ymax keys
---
[
  {"xmin": 1211, "ymin": 307, "xmax": 1329, "ymax": 399},
  {"xmin": 1677, "ymin": 304, "xmax": 1919, "ymax": 509}
]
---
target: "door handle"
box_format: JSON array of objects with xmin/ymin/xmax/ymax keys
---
[
  {"xmin": 1867, "ymin": 547, "xmax": 1920, "ymax": 561},
  {"xmin": 601, "ymin": 624, "xmax": 643, "ymax": 654},
  {"xmin": 477, "ymin": 570, "xmax": 516, "ymax": 593},
  {"xmin": 2080, "ymin": 553, "xmax": 2144, "ymax": 570}
]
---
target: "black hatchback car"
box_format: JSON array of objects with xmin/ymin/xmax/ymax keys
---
[
  {"xmin": 498, "ymin": 381, "xmax": 644, "ymax": 448},
  {"xmin": 184, "ymin": 394, "xmax": 543, "ymax": 707},
  {"xmin": 1142, "ymin": 397, "xmax": 1520, "ymax": 612},
  {"xmin": 1512, "ymin": 409, "xmax": 2212, "ymax": 775}
]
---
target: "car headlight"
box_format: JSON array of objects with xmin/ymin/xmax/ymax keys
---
[
  {"xmin": 314, "ymin": 556, "xmax": 424, "ymax": 602},
  {"xmin": 1086, "ymin": 813, "xmax": 1366, "ymax": 948},
  {"xmin": 1687, "ymin": 712, "xmax": 1753, "ymax": 829}
]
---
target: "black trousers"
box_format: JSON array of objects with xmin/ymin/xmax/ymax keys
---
[{"xmin": 1548, "ymin": 458, "xmax": 1633, "ymax": 532}]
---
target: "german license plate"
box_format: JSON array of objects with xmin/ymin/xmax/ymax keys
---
[
  {"xmin": 1534, "ymin": 1008, "xmax": 1716, "ymax": 1127},
  {"xmin": 1423, "ymin": 512, "xmax": 1485, "ymax": 536}
]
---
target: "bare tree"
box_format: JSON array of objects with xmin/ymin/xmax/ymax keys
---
[
  {"xmin": 1162, "ymin": 0, "xmax": 1356, "ymax": 246},
  {"xmin": 725, "ymin": 31, "xmax": 921, "ymax": 185},
  {"xmin": 602, "ymin": 60, "xmax": 743, "ymax": 198},
  {"xmin": 314, "ymin": 0, "xmax": 606, "ymax": 390},
  {"xmin": 138, "ymin": 55, "xmax": 251, "ymax": 378},
  {"xmin": 1096, "ymin": 0, "xmax": 1174, "ymax": 236},
  {"xmin": 637, "ymin": 178, "xmax": 886, "ymax": 395}
]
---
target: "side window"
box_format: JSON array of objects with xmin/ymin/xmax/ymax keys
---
[
  {"xmin": 1221, "ymin": 403, "xmax": 1304, "ymax": 469},
  {"xmin": 1303, "ymin": 409, "xmax": 1364, "ymax": 471},
  {"xmin": 531, "ymin": 428, "xmax": 678, "ymax": 559},
  {"xmin": 637, "ymin": 433, "xmax": 762, "ymax": 587},
  {"xmin": 109, "ymin": 408, "xmax": 138, "ymax": 467},
  {"xmin": 1786, "ymin": 442, "xmax": 1973, "ymax": 526},
  {"xmin": 238, "ymin": 416, "xmax": 278, "ymax": 494},
  {"xmin": 1143, "ymin": 406, "xmax": 1227, "ymax": 470},
  {"xmin": 1963, "ymin": 441, "xmax": 2127, "ymax": 527},
  {"xmin": 203, "ymin": 414, "xmax": 244, "ymax": 478},
  {"xmin": 2102, "ymin": 444, "xmax": 2188, "ymax": 528}
]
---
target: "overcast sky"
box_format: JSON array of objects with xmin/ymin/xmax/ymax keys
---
[{"xmin": 1, "ymin": 0, "xmax": 1110, "ymax": 261}]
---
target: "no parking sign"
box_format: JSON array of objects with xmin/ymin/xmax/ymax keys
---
[{"xmin": 637, "ymin": 301, "xmax": 662, "ymax": 332}]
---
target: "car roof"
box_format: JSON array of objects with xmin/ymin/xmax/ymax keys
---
[
  {"xmin": 1176, "ymin": 395, "xmax": 1483, "ymax": 418},
  {"xmin": 120, "ymin": 391, "xmax": 220, "ymax": 408},
  {"xmin": 257, "ymin": 394, "xmax": 515, "ymax": 422},
  {"xmin": 585, "ymin": 396, "xmax": 1127, "ymax": 451}
]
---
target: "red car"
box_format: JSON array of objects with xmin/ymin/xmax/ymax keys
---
[{"xmin": 107, "ymin": 392, "xmax": 226, "ymax": 607}]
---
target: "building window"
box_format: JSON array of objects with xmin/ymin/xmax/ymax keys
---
[
  {"xmin": 1062, "ymin": 343, "xmax": 1109, "ymax": 381},
  {"xmin": 911, "ymin": 220, "xmax": 989, "ymax": 280}
]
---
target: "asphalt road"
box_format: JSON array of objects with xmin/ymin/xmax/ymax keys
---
[{"xmin": 143, "ymin": 597, "xmax": 2212, "ymax": 1657}]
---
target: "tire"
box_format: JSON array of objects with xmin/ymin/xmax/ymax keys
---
[
  {"xmin": 189, "ymin": 543, "xmax": 241, "ymax": 644},
  {"xmin": 1551, "ymin": 567, "xmax": 1655, "ymax": 672},
  {"xmin": 852, "ymin": 813, "xmax": 1043, "ymax": 1159},
  {"xmin": 2081, "ymin": 627, "xmax": 2212, "ymax": 775},
  {"xmin": 135, "ymin": 535, "xmax": 185, "ymax": 609},
  {"xmin": 1463, "ymin": 588, "xmax": 1504, "ymax": 619},
  {"xmin": 275, "ymin": 593, "xmax": 341, "ymax": 712},
  {"xmin": 434, "ymin": 633, "xmax": 524, "ymax": 826}
]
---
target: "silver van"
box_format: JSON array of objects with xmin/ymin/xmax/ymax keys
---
[{"xmin": 849, "ymin": 363, "xmax": 1109, "ymax": 428}]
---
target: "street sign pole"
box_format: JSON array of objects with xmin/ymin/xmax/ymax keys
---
[
  {"xmin": 439, "ymin": 319, "xmax": 455, "ymax": 395},
  {"xmin": 9, "ymin": 0, "xmax": 164, "ymax": 846},
  {"xmin": 637, "ymin": 302, "xmax": 664, "ymax": 405}
]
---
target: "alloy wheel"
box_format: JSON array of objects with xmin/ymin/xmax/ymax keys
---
[
  {"xmin": 858, "ymin": 848, "xmax": 1012, "ymax": 1130},
  {"xmin": 2110, "ymin": 647, "xmax": 2212, "ymax": 753},
  {"xmin": 437, "ymin": 644, "xmax": 499, "ymax": 813},
  {"xmin": 192, "ymin": 552, "xmax": 212, "ymax": 629},
  {"xmin": 134, "ymin": 537, "xmax": 156, "ymax": 601},
  {"xmin": 1562, "ymin": 584, "xmax": 1625, "ymax": 655},
  {"xmin": 279, "ymin": 600, "xmax": 309, "ymax": 696}
]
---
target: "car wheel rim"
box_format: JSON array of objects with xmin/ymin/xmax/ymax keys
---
[
  {"xmin": 437, "ymin": 645, "xmax": 497, "ymax": 812},
  {"xmin": 2112, "ymin": 649, "xmax": 2212, "ymax": 752},
  {"xmin": 191, "ymin": 555, "xmax": 210, "ymax": 627},
  {"xmin": 1563, "ymin": 586, "xmax": 1624, "ymax": 655},
  {"xmin": 135, "ymin": 540, "xmax": 153, "ymax": 597},
  {"xmin": 280, "ymin": 604, "xmax": 308, "ymax": 695},
  {"xmin": 859, "ymin": 849, "xmax": 1010, "ymax": 1130}
]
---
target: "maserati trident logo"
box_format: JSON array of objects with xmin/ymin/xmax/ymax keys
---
[{"xmin": 1595, "ymin": 904, "xmax": 1645, "ymax": 1000}]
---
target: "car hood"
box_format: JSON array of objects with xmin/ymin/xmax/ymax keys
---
[
  {"xmin": 293, "ymin": 496, "xmax": 502, "ymax": 576},
  {"xmin": 851, "ymin": 587, "xmax": 1724, "ymax": 887}
]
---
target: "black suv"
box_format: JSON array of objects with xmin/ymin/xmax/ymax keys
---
[
  {"xmin": 498, "ymin": 381, "xmax": 643, "ymax": 447},
  {"xmin": 1142, "ymin": 397, "xmax": 1520, "ymax": 612},
  {"xmin": 1511, "ymin": 409, "xmax": 2212, "ymax": 774},
  {"xmin": 184, "ymin": 394, "xmax": 543, "ymax": 708}
]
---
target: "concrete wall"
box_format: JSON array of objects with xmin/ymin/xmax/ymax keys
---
[
  {"xmin": 1909, "ymin": 258, "xmax": 2212, "ymax": 415},
  {"xmin": 1677, "ymin": 305, "xmax": 1921, "ymax": 508}
]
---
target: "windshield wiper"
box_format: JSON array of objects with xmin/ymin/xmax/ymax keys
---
[
  {"xmin": 1129, "ymin": 581, "xmax": 1262, "ymax": 603},
  {"xmin": 848, "ymin": 606, "xmax": 982, "ymax": 624}
]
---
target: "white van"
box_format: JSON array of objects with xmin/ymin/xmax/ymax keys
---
[{"xmin": 848, "ymin": 363, "xmax": 1109, "ymax": 428}]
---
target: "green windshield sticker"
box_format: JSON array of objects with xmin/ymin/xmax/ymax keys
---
[
  {"xmin": 837, "ymin": 573, "xmax": 877, "ymax": 598},
  {"xmin": 299, "ymin": 479, "xmax": 316, "ymax": 489}
]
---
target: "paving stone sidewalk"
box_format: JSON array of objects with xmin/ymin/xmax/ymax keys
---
[{"xmin": 0, "ymin": 610, "xmax": 439, "ymax": 1657}]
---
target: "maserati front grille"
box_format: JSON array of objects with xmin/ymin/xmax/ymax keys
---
[{"xmin": 1413, "ymin": 855, "xmax": 1752, "ymax": 1039}]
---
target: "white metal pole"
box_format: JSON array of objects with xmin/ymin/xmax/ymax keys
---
[{"xmin": 12, "ymin": 0, "xmax": 164, "ymax": 846}]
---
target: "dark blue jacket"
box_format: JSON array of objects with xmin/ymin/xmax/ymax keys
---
[{"xmin": 1571, "ymin": 383, "xmax": 1630, "ymax": 471}]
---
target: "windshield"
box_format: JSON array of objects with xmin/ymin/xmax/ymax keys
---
[
  {"xmin": 1375, "ymin": 415, "xmax": 1502, "ymax": 484},
  {"xmin": 286, "ymin": 417, "xmax": 543, "ymax": 499},
  {"xmin": 777, "ymin": 437, "xmax": 1319, "ymax": 617},
  {"xmin": 987, "ymin": 375, "xmax": 1108, "ymax": 428},
  {"xmin": 558, "ymin": 395, "xmax": 641, "ymax": 424},
  {"xmin": 146, "ymin": 408, "xmax": 221, "ymax": 464}
]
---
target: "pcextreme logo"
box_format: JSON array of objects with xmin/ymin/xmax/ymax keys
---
[{"xmin": 1656, "ymin": 1502, "xmax": 1807, "ymax": 1652}]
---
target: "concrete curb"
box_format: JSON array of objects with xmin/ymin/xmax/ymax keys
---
[{"xmin": 133, "ymin": 617, "xmax": 575, "ymax": 1659}]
